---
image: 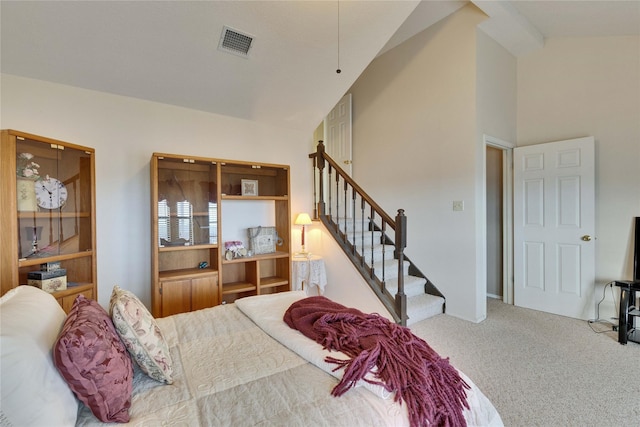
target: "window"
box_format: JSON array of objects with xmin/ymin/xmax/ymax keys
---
[
  {"xmin": 158, "ymin": 199, "xmax": 171, "ymax": 245},
  {"xmin": 176, "ymin": 201, "xmax": 193, "ymax": 244},
  {"xmin": 208, "ymin": 202, "xmax": 218, "ymax": 244}
]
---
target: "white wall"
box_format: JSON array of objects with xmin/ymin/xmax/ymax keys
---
[
  {"xmin": 517, "ymin": 36, "xmax": 640, "ymax": 319},
  {"xmin": 476, "ymin": 30, "xmax": 517, "ymax": 144},
  {"xmin": 348, "ymin": 4, "xmax": 489, "ymax": 322},
  {"xmin": 476, "ymin": 28, "xmax": 518, "ymax": 313},
  {"xmin": 312, "ymin": 222, "xmax": 393, "ymax": 320},
  {"xmin": 1, "ymin": 74, "xmax": 315, "ymax": 308}
]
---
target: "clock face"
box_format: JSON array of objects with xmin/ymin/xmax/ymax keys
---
[{"xmin": 35, "ymin": 177, "xmax": 68, "ymax": 209}]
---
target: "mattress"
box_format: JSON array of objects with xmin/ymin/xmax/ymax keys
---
[{"xmin": 76, "ymin": 291, "xmax": 502, "ymax": 426}]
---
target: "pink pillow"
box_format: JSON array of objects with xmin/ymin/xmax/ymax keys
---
[{"xmin": 53, "ymin": 294, "xmax": 133, "ymax": 423}]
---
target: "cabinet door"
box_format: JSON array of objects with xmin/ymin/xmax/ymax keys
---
[
  {"xmin": 156, "ymin": 157, "xmax": 217, "ymax": 247},
  {"xmin": 59, "ymin": 288, "xmax": 94, "ymax": 313},
  {"xmin": 191, "ymin": 275, "xmax": 218, "ymax": 311},
  {"xmin": 16, "ymin": 138, "xmax": 93, "ymax": 260},
  {"xmin": 160, "ymin": 278, "xmax": 192, "ymax": 317}
]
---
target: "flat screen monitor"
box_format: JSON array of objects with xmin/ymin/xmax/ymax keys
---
[{"xmin": 634, "ymin": 217, "xmax": 639, "ymax": 281}]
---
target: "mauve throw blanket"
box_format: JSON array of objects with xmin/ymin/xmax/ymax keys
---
[{"xmin": 283, "ymin": 296, "xmax": 470, "ymax": 427}]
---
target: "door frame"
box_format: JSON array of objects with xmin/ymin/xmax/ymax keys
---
[{"xmin": 483, "ymin": 134, "xmax": 514, "ymax": 305}]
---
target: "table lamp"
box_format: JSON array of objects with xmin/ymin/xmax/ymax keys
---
[{"xmin": 294, "ymin": 213, "xmax": 313, "ymax": 256}]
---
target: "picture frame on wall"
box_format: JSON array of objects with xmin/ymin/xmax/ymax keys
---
[{"xmin": 241, "ymin": 179, "xmax": 258, "ymax": 196}]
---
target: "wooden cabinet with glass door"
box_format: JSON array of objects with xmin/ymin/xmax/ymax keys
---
[
  {"xmin": 150, "ymin": 154, "xmax": 220, "ymax": 317},
  {"xmin": 150, "ymin": 154, "xmax": 291, "ymax": 315},
  {"xmin": 0, "ymin": 130, "xmax": 97, "ymax": 312}
]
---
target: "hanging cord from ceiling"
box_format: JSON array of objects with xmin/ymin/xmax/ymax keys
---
[{"xmin": 336, "ymin": 0, "xmax": 341, "ymax": 74}]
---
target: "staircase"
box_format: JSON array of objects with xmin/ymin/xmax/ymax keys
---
[
  {"xmin": 310, "ymin": 141, "xmax": 445, "ymax": 326},
  {"xmin": 334, "ymin": 218, "xmax": 445, "ymax": 326}
]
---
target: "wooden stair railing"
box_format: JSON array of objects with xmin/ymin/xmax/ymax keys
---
[{"xmin": 309, "ymin": 141, "xmax": 444, "ymax": 325}]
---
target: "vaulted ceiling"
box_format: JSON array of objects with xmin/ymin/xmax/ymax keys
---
[{"xmin": 2, "ymin": 1, "xmax": 638, "ymax": 133}]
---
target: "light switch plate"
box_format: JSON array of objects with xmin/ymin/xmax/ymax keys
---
[{"xmin": 453, "ymin": 200, "xmax": 464, "ymax": 211}]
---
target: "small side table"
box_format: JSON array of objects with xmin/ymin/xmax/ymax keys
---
[
  {"xmin": 292, "ymin": 254, "xmax": 327, "ymax": 295},
  {"xmin": 615, "ymin": 280, "xmax": 640, "ymax": 345}
]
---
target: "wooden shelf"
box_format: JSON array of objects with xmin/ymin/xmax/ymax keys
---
[
  {"xmin": 221, "ymin": 251, "xmax": 289, "ymax": 264},
  {"xmin": 18, "ymin": 250, "xmax": 94, "ymax": 267},
  {"xmin": 17, "ymin": 211, "xmax": 91, "ymax": 219},
  {"xmin": 221, "ymin": 195, "xmax": 288, "ymax": 201},
  {"xmin": 159, "ymin": 267, "xmax": 218, "ymax": 280},
  {"xmin": 151, "ymin": 153, "xmax": 290, "ymax": 317},
  {"xmin": 222, "ymin": 282, "xmax": 257, "ymax": 294},
  {"xmin": 47, "ymin": 282, "xmax": 94, "ymax": 298},
  {"xmin": 158, "ymin": 244, "xmax": 217, "ymax": 252},
  {"xmin": 260, "ymin": 276, "xmax": 289, "ymax": 289},
  {"xmin": 220, "ymin": 165, "xmax": 280, "ymax": 176}
]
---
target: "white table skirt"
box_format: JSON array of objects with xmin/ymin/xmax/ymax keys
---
[{"xmin": 291, "ymin": 255, "xmax": 327, "ymax": 295}]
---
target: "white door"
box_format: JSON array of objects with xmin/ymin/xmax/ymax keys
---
[
  {"xmin": 513, "ymin": 137, "xmax": 595, "ymax": 319},
  {"xmin": 324, "ymin": 93, "xmax": 352, "ymax": 176}
]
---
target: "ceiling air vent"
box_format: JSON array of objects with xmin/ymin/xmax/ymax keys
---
[{"xmin": 218, "ymin": 26, "xmax": 254, "ymax": 57}]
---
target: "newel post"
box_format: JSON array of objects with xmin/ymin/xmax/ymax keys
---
[
  {"xmin": 395, "ymin": 209, "xmax": 407, "ymax": 325},
  {"xmin": 315, "ymin": 141, "xmax": 326, "ymax": 218}
]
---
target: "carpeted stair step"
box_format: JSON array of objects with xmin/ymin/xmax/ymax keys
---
[
  {"xmin": 334, "ymin": 217, "xmax": 384, "ymax": 233},
  {"xmin": 343, "ymin": 230, "xmax": 384, "ymax": 248},
  {"xmin": 335, "ymin": 219, "xmax": 367, "ymax": 234},
  {"xmin": 372, "ymin": 258, "xmax": 410, "ymax": 280},
  {"xmin": 330, "ymin": 218, "xmax": 382, "ymax": 240},
  {"xmin": 327, "ymin": 216, "xmax": 445, "ymax": 325},
  {"xmin": 383, "ymin": 275, "xmax": 427, "ymax": 298},
  {"xmin": 406, "ymin": 293, "xmax": 445, "ymax": 326},
  {"xmin": 360, "ymin": 244, "xmax": 397, "ymax": 264}
]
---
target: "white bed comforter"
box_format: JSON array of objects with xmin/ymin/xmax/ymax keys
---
[{"xmin": 77, "ymin": 292, "xmax": 502, "ymax": 426}]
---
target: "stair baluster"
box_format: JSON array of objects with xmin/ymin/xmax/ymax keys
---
[
  {"xmin": 309, "ymin": 141, "xmax": 444, "ymax": 325},
  {"xmin": 360, "ymin": 197, "xmax": 366, "ymax": 267},
  {"xmin": 350, "ymin": 187, "xmax": 357, "ymax": 256}
]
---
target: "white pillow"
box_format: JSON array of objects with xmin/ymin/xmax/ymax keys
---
[{"xmin": 0, "ymin": 286, "xmax": 78, "ymax": 426}]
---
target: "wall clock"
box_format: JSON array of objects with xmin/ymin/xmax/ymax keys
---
[{"xmin": 36, "ymin": 177, "xmax": 68, "ymax": 209}]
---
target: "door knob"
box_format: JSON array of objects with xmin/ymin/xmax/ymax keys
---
[
  {"xmin": 343, "ymin": 160, "xmax": 352, "ymax": 165},
  {"xmin": 581, "ymin": 235, "xmax": 592, "ymax": 241}
]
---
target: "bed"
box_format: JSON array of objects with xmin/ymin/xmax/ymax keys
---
[{"xmin": 0, "ymin": 285, "xmax": 503, "ymax": 426}]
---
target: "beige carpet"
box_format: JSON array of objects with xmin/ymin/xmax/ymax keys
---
[{"xmin": 410, "ymin": 298, "xmax": 640, "ymax": 427}]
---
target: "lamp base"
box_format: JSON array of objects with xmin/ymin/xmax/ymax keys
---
[{"xmin": 293, "ymin": 251, "xmax": 311, "ymax": 259}]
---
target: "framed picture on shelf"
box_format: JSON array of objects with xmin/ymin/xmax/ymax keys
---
[{"xmin": 241, "ymin": 179, "xmax": 258, "ymax": 196}]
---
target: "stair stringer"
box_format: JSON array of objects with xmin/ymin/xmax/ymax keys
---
[
  {"xmin": 319, "ymin": 214, "xmax": 445, "ymax": 325},
  {"xmin": 319, "ymin": 215, "xmax": 403, "ymax": 324}
]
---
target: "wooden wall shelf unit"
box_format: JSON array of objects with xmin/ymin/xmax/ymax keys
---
[
  {"xmin": 0, "ymin": 130, "xmax": 97, "ymax": 312},
  {"xmin": 150, "ymin": 153, "xmax": 291, "ymax": 317}
]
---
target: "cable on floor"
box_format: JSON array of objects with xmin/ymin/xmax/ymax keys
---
[{"xmin": 587, "ymin": 281, "xmax": 617, "ymax": 333}]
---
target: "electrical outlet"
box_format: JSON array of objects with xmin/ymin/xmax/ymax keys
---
[{"xmin": 453, "ymin": 200, "xmax": 464, "ymax": 211}]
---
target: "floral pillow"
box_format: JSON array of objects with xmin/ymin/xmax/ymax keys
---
[
  {"xmin": 109, "ymin": 285, "xmax": 173, "ymax": 384},
  {"xmin": 53, "ymin": 294, "xmax": 133, "ymax": 423}
]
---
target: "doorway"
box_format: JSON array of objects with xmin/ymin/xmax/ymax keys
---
[
  {"xmin": 486, "ymin": 146, "xmax": 503, "ymax": 299},
  {"xmin": 484, "ymin": 135, "xmax": 514, "ymax": 305}
]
